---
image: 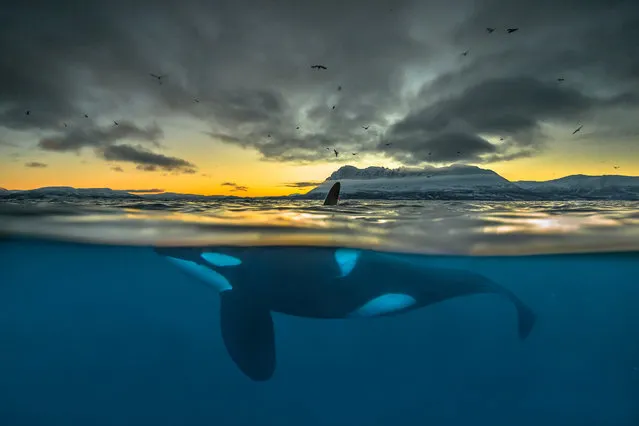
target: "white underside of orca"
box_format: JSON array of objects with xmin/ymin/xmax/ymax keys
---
[
  {"xmin": 348, "ymin": 293, "xmax": 417, "ymax": 317},
  {"xmin": 201, "ymin": 252, "xmax": 242, "ymax": 267},
  {"xmin": 334, "ymin": 249, "xmax": 360, "ymax": 277},
  {"xmin": 164, "ymin": 256, "xmax": 232, "ymax": 292}
]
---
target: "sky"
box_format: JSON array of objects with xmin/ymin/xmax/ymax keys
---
[{"xmin": 1, "ymin": 0, "xmax": 638, "ymax": 196}]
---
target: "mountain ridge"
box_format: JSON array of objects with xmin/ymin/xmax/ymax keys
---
[{"xmin": 2, "ymin": 165, "xmax": 638, "ymax": 201}]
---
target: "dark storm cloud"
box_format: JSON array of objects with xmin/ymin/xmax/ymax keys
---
[
  {"xmin": 221, "ymin": 182, "xmax": 248, "ymax": 192},
  {"xmin": 380, "ymin": 77, "xmax": 608, "ymax": 162},
  {"xmin": 283, "ymin": 181, "xmax": 325, "ymax": 188},
  {"xmin": 100, "ymin": 144, "xmax": 197, "ymax": 173},
  {"xmin": 0, "ymin": 139, "xmax": 16, "ymax": 147},
  {"xmin": 24, "ymin": 161, "xmax": 47, "ymax": 168},
  {"xmin": 38, "ymin": 121, "xmax": 162, "ymax": 152},
  {"xmin": 402, "ymin": 0, "xmax": 639, "ymax": 162},
  {"xmin": 1, "ymin": 0, "xmax": 638, "ymax": 166}
]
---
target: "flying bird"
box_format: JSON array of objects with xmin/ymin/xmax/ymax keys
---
[
  {"xmin": 311, "ymin": 65, "xmax": 327, "ymax": 70},
  {"xmin": 507, "ymin": 28, "xmax": 519, "ymax": 33},
  {"xmin": 338, "ymin": 85, "xmax": 342, "ymax": 91},
  {"xmin": 362, "ymin": 126, "xmax": 369, "ymax": 130},
  {"xmin": 194, "ymin": 98, "xmax": 200, "ymax": 103},
  {"xmin": 333, "ymin": 149, "xmax": 339, "ymax": 157},
  {"xmin": 267, "ymin": 134, "xmax": 271, "ymax": 138},
  {"xmin": 352, "ymin": 153, "xmax": 358, "ymax": 155},
  {"xmin": 613, "ymin": 165, "xmax": 620, "ymax": 169},
  {"xmin": 113, "ymin": 121, "xmax": 119, "ymax": 126},
  {"xmin": 296, "ymin": 126, "xmax": 300, "ymax": 130},
  {"xmin": 385, "ymin": 143, "xmax": 392, "ymax": 146},
  {"xmin": 486, "ymin": 28, "xmax": 495, "ymax": 33},
  {"xmin": 572, "ymin": 125, "xmax": 583, "ymax": 135},
  {"xmin": 25, "ymin": 110, "xmax": 30, "ymax": 116},
  {"xmin": 332, "ymin": 105, "xmax": 336, "ymax": 110},
  {"xmin": 84, "ymin": 114, "xmax": 89, "ymax": 118},
  {"xmin": 462, "ymin": 50, "xmax": 469, "ymax": 56},
  {"xmin": 149, "ymin": 73, "xmax": 166, "ymax": 84}
]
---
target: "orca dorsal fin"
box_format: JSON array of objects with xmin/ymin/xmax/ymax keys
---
[{"xmin": 323, "ymin": 181, "xmax": 340, "ymax": 206}]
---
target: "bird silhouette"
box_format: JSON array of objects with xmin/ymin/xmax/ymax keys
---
[
  {"xmin": 25, "ymin": 110, "xmax": 30, "ymax": 116},
  {"xmin": 557, "ymin": 78, "xmax": 565, "ymax": 82},
  {"xmin": 572, "ymin": 125, "xmax": 583, "ymax": 135},
  {"xmin": 507, "ymin": 28, "xmax": 519, "ymax": 33},
  {"xmin": 333, "ymin": 149, "xmax": 339, "ymax": 157},
  {"xmin": 613, "ymin": 165, "xmax": 620, "ymax": 169},
  {"xmin": 84, "ymin": 114, "xmax": 88, "ymax": 118},
  {"xmin": 194, "ymin": 98, "xmax": 200, "ymax": 103},
  {"xmin": 385, "ymin": 143, "xmax": 392, "ymax": 146},
  {"xmin": 113, "ymin": 121, "xmax": 119, "ymax": 126},
  {"xmin": 337, "ymin": 85, "xmax": 342, "ymax": 91},
  {"xmin": 332, "ymin": 105, "xmax": 336, "ymax": 110},
  {"xmin": 362, "ymin": 126, "xmax": 369, "ymax": 130},
  {"xmin": 311, "ymin": 65, "xmax": 327, "ymax": 70},
  {"xmin": 486, "ymin": 28, "xmax": 495, "ymax": 33},
  {"xmin": 149, "ymin": 73, "xmax": 166, "ymax": 84},
  {"xmin": 462, "ymin": 50, "xmax": 469, "ymax": 56},
  {"xmin": 352, "ymin": 153, "xmax": 358, "ymax": 155}
]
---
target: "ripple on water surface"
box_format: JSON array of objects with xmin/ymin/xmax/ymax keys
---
[{"xmin": 0, "ymin": 199, "xmax": 638, "ymax": 255}]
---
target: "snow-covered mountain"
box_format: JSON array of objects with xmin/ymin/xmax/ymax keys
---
[
  {"xmin": 0, "ymin": 186, "xmax": 142, "ymax": 199},
  {"xmin": 302, "ymin": 166, "xmax": 639, "ymax": 201},
  {"xmin": 2, "ymin": 168, "xmax": 638, "ymax": 201},
  {"xmin": 0, "ymin": 186, "xmax": 240, "ymax": 201},
  {"xmin": 304, "ymin": 165, "xmax": 536, "ymax": 201},
  {"xmin": 516, "ymin": 175, "xmax": 639, "ymax": 199}
]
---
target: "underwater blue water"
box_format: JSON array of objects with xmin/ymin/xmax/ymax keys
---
[{"xmin": 1, "ymin": 200, "xmax": 638, "ymax": 425}]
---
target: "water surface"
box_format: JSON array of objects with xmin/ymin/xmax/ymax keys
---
[{"xmin": 1, "ymin": 199, "xmax": 638, "ymax": 426}]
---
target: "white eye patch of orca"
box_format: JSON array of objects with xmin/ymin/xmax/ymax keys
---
[
  {"xmin": 164, "ymin": 256, "xmax": 232, "ymax": 292},
  {"xmin": 348, "ymin": 293, "xmax": 417, "ymax": 317},
  {"xmin": 334, "ymin": 249, "xmax": 360, "ymax": 277},
  {"xmin": 200, "ymin": 252, "xmax": 242, "ymax": 267}
]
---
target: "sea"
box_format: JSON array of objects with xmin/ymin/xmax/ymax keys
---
[{"xmin": 1, "ymin": 198, "xmax": 638, "ymax": 426}]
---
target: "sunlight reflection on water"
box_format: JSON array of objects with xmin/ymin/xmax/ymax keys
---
[{"xmin": 0, "ymin": 199, "xmax": 638, "ymax": 255}]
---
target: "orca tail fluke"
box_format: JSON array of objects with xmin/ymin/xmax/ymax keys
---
[
  {"xmin": 323, "ymin": 181, "xmax": 340, "ymax": 206},
  {"xmin": 219, "ymin": 289, "xmax": 276, "ymax": 381}
]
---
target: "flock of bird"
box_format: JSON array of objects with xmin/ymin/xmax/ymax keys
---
[
  {"xmin": 20, "ymin": 25, "xmax": 621, "ymax": 170},
  {"xmin": 466, "ymin": 28, "xmax": 588, "ymax": 137}
]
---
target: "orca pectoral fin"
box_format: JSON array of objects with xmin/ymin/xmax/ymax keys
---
[
  {"xmin": 220, "ymin": 290, "xmax": 276, "ymax": 381},
  {"xmin": 499, "ymin": 287, "xmax": 536, "ymax": 339},
  {"xmin": 512, "ymin": 296, "xmax": 536, "ymax": 339}
]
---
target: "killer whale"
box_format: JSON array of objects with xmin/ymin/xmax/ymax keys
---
[{"xmin": 154, "ymin": 246, "xmax": 536, "ymax": 381}]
